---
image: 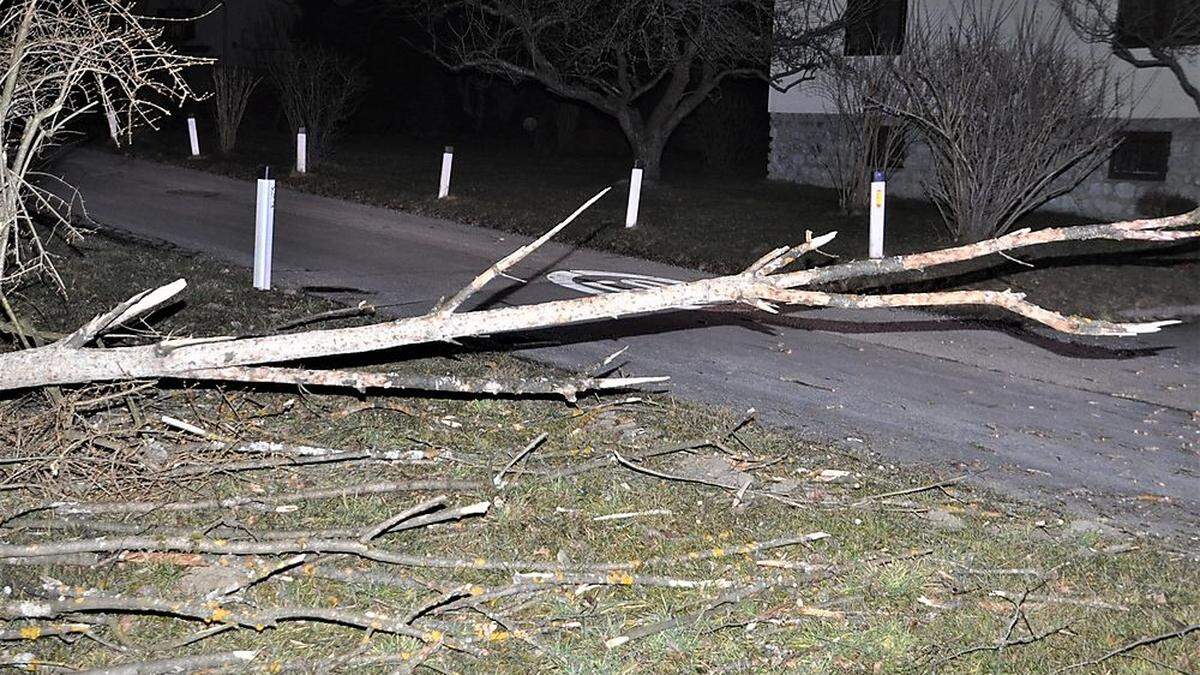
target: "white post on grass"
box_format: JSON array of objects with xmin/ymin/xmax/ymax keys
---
[
  {"xmin": 187, "ymin": 116, "xmax": 200, "ymax": 157},
  {"xmin": 869, "ymin": 169, "xmax": 886, "ymax": 259},
  {"xmin": 254, "ymin": 166, "xmax": 277, "ymax": 290},
  {"xmin": 438, "ymin": 145, "xmax": 454, "ymax": 199},
  {"xmin": 295, "ymin": 126, "xmax": 307, "ymax": 174},
  {"xmin": 625, "ymin": 159, "xmax": 644, "ymax": 228}
]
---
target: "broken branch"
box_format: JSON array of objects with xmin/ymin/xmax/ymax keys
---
[{"xmin": 0, "ymin": 206, "xmax": 1195, "ymax": 392}]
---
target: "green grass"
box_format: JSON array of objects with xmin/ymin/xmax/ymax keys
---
[{"xmin": 2, "ymin": 234, "xmax": 1197, "ymax": 673}]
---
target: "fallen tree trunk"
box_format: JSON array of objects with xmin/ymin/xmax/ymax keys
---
[{"xmin": 0, "ymin": 197, "xmax": 1195, "ymax": 393}]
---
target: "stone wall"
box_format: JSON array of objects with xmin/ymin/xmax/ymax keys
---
[{"xmin": 769, "ymin": 112, "xmax": 1200, "ymax": 220}]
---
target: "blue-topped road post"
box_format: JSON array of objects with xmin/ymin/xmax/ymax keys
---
[{"xmin": 869, "ymin": 170, "xmax": 886, "ymax": 259}]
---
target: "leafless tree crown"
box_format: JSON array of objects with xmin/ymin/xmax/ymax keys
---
[
  {"xmin": 0, "ymin": 0, "xmax": 204, "ymax": 331},
  {"xmin": 813, "ymin": 55, "xmax": 909, "ymax": 214},
  {"xmin": 211, "ymin": 64, "xmax": 262, "ymax": 155},
  {"xmin": 415, "ymin": 0, "xmax": 858, "ymax": 178},
  {"xmin": 875, "ymin": 4, "xmax": 1129, "ymax": 242},
  {"xmin": 269, "ymin": 47, "xmax": 366, "ymax": 169}
]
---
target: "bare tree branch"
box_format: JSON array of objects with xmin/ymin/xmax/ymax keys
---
[
  {"xmin": 1059, "ymin": 0, "xmax": 1200, "ymax": 113},
  {"xmin": 876, "ymin": 3, "xmax": 1130, "ymax": 241},
  {"xmin": 0, "ymin": 1, "xmax": 205, "ymax": 304}
]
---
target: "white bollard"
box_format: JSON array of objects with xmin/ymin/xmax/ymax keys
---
[
  {"xmin": 295, "ymin": 126, "xmax": 307, "ymax": 174},
  {"xmin": 105, "ymin": 106, "xmax": 120, "ymax": 146},
  {"xmin": 624, "ymin": 160, "xmax": 644, "ymax": 228},
  {"xmin": 438, "ymin": 145, "xmax": 454, "ymax": 199},
  {"xmin": 253, "ymin": 167, "xmax": 277, "ymax": 290},
  {"xmin": 869, "ymin": 170, "xmax": 886, "ymax": 259},
  {"xmin": 187, "ymin": 116, "xmax": 200, "ymax": 157}
]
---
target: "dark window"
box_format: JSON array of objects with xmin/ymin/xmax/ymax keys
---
[
  {"xmin": 1108, "ymin": 131, "xmax": 1172, "ymax": 181},
  {"xmin": 845, "ymin": 0, "xmax": 908, "ymax": 56},
  {"xmin": 1116, "ymin": 0, "xmax": 1200, "ymax": 48},
  {"xmin": 869, "ymin": 125, "xmax": 907, "ymax": 169}
]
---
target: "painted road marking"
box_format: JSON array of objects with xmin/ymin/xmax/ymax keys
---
[{"xmin": 546, "ymin": 270, "xmax": 686, "ymax": 295}]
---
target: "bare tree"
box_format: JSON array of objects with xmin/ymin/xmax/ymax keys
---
[
  {"xmin": 269, "ymin": 46, "xmax": 366, "ymax": 170},
  {"xmin": 211, "ymin": 64, "xmax": 262, "ymax": 155},
  {"xmin": 876, "ymin": 5, "xmax": 1128, "ymax": 242},
  {"xmin": 1060, "ymin": 0, "xmax": 1200, "ymax": 113},
  {"xmin": 412, "ymin": 0, "xmax": 855, "ymax": 180},
  {"xmin": 0, "ymin": 1, "xmax": 201, "ymax": 337},
  {"xmin": 813, "ymin": 56, "xmax": 909, "ymax": 214}
]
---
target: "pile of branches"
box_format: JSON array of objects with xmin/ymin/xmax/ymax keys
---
[{"xmin": 0, "ymin": 414, "xmax": 833, "ymax": 671}]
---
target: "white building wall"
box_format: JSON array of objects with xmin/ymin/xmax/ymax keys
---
[{"xmin": 768, "ymin": 0, "xmax": 1200, "ymax": 219}]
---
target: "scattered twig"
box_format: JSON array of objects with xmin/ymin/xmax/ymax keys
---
[
  {"xmin": 76, "ymin": 650, "xmax": 259, "ymax": 675},
  {"xmin": 189, "ymin": 366, "xmax": 667, "ymax": 402},
  {"xmin": 159, "ymin": 414, "xmax": 225, "ymax": 441},
  {"xmin": 1056, "ymin": 624, "xmax": 1199, "ymax": 673},
  {"xmin": 38, "ymin": 478, "xmax": 485, "ymax": 516},
  {"xmin": 0, "ymin": 622, "xmax": 91, "ymax": 641},
  {"xmin": 853, "ymin": 475, "xmax": 967, "ymax": 506},
  {"xmin": 218, "ymin": 554, "xmax": 309, "ymax": 598},
  {"xmin": 0, "ymin": 530, "xmax": 829, "ymax": 575},
  {"xmin": 939, "ymin": 624, "xmax": 1071, "ymax": 664},
  {"xmin": 1, "ymin": 595, "xmax": 445, "ymax": 644},
  {"xmin": 494, "ymin": 433, "xmax": 548, "ymax": 488},
  {"xmin": 592, "ymin": 509, "xmax": 672, "ymax": 522},
  {"xmin": 273, "ymin": 301, "xmax": 376, "ymax": 331},
  {"xmin": 360, "ymin": 496, "xmax": 449, "ymax": 542},
  {"xmin": 613, "ymin": 448, "xmax": 747, "ymax": 492},
  {"xmin": 604, "ymin": 583, "xmax": 766, "ymax": 649},
  {"xmin": 515, "ymin": 570, "xmax": 730, "ymax": 589}
]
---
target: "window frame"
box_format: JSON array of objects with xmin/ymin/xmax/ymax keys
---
[
  {"xmin": 844, "ymin": 0, "xmax": 909, "ymax": 57},
  {"xmin": 1108, "ymin": 131, "xmax": 1172, "ymax": 182}
]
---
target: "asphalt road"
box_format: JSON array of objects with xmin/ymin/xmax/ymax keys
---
[{"xmin": 53, "ymin": 149, "xmax": 1200, "ymax": 532}]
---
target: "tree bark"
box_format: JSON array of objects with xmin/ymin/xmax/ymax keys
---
[{"xmin": 631, "ymin": 132, "xmax": 667, "ymax": 181}]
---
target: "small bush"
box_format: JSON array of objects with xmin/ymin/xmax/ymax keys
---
[{"xmin": 269, "ymin": 47, "xmax": 366, "ymax": 169}]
